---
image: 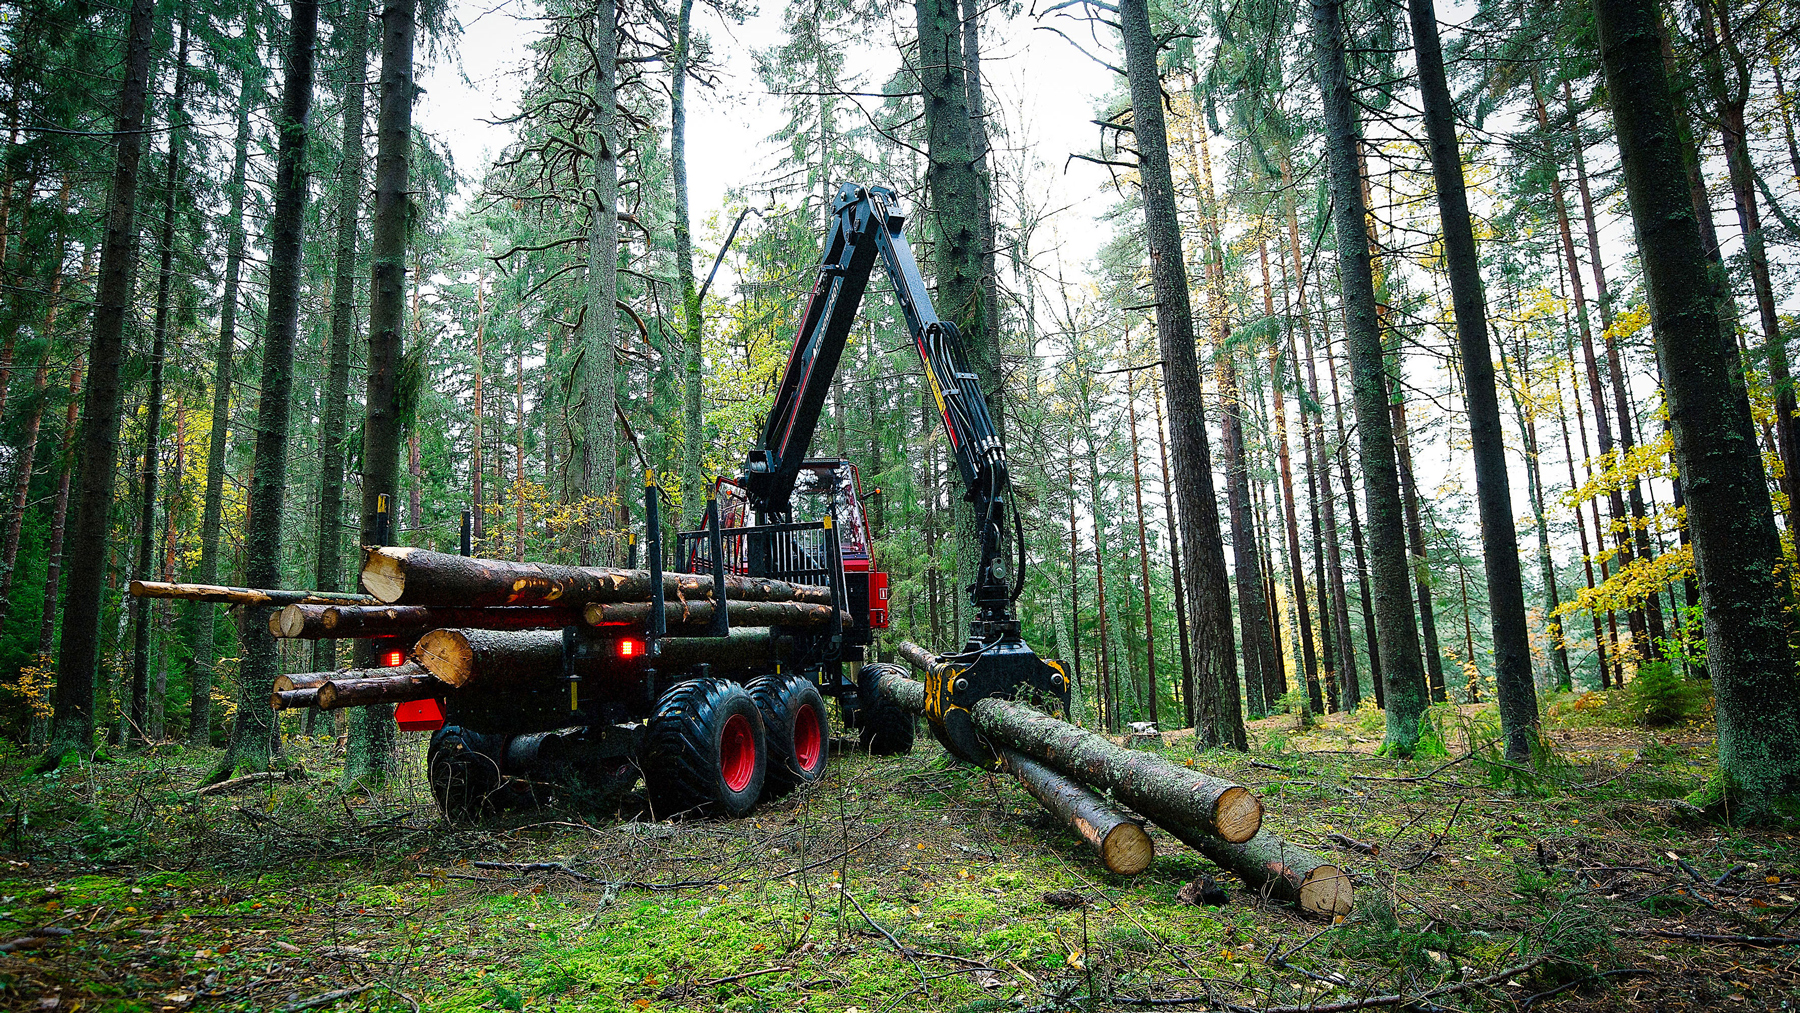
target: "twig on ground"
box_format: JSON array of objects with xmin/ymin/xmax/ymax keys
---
[
  {"xmin": 1520, "ymin": 968, "xmax": 1657, "ymax": 1011},
  {"xmin": 1326, "ymin": 833, "xmax": 1379, "ymax": 856},
  {"xmin": 842, "ymin": 886, "xmax": 929, "ymax": 989},
  {"xmin": 197, "ymin": 771, "xmax": 293, "ymax": 796},
  {"xmin": 1118, "ymin": 955, "xmax": 1551, "ymax": 1011},
  {"xmin": 1631, "ymin": 928, "xmax": 1800, "ymax": 947},
  {"xmin": 658, "ymin": 965, "xmax": 788, "ymax": 999},
  {"xmin": 285, "ymin": 984, "xmax": 375, "ymax": 1011},
  {"xmin": 1347, "ymin": 751, "xmax": 1474, "ymax": 783}
]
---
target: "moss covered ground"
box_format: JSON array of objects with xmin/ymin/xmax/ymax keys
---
[{"xmin": 1, "ymin": 691, "xmax": 1796, "ymax": 1011}]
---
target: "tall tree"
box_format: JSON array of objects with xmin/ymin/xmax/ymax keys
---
[
  {"xmin": 1119, "ymin": 0, "xmax": 1243, "ymax": 748},
  {"xmin": 670, "ymin": 0, "xmax": 705, "ymax": 527},
  {"xmin": 346, "ymin": 0, "xmax": 418, "ymax": 785},
  {"xmin": 188, "ymin": 19, "xmax": 259, "ymax": 747},
  {"xmin": 1407, "ymin": 0, "xmax": 1537, "ymax": 758},
  {"xmin": 215, "ymin": 0, "xmax": 321, "ymax": 779},
  {"xmin": 578, "ymin": 0, "xmax": 620, "ymax": 566},
  {"xmin": 127, "ymin": 12, "xmax": 191, "ymax": 744},
  {"xmin": 1312, "ymin": 0, "xmax": 1431, "ymax": 753},
  {"xmin": 40, "ymin": 0, "xmax": 159, "ymax": 768},
  {"xmin": 314, "ymin": 2, "xmax": 372, "ymax": 678},
  {"xmin": 1591, "ymin": 0, "xmax": 1800, "ymax": 812}
]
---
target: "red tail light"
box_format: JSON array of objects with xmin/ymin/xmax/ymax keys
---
[
  {"xmin": 395, "ymin": 698, "xmax": 444, "ymax": 731},
  {"xmin": 382, "ymin": 649, "xmax": 406, "ymax": 667},
  {"xmin": 617, "ymin": 638, "xmax": 642, "ymax": 658}
]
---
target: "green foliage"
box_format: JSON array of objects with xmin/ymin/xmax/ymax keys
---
[{"xmin": 1617, "ymin": 662, "xmax": 1709, "ymax": 728}]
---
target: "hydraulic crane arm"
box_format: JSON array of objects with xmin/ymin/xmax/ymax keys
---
[{"xmin": 742, "ymin": 182, "xmax": 1018, "ymax": 633}]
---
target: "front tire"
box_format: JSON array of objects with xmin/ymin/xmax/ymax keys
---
[
  {"xmin": 855, "ymin": 664, "xmax": 916, "ymax": 756},
  {"xmin": 749, "ymin": 675, "xmax": 829, "ymax": 793},
  {"xmin": 643, "ymin": 679, "xmax": 767, "ymax": 818}
]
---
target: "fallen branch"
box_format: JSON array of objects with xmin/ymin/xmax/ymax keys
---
[
  {"xmin": 1118, "ymin": 955, "xmax": 1551, "ymax": 1011},
  {"xmin": 196, "ymin": 771, "xmax": 294, "ymax": 796},
  {"xmin": 1520, "ymin": 968, "xmax": 1657, "ymax": 1011},
  {"xmin": 1632, "ymin": 928, "xmax": 1800, "ymax": 947},
  {"xmin": 285, "ymin": 984, "xmax": 376, "ymax": 1011}
]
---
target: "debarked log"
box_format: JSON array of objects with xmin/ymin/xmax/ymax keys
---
[
  {"xmin": 361, "ymin": 546, "xmax": 836, "ymax": 608},
  {"xmin": 583, "ymin": 599, "xmax": 841, "ymax": 628},
  {"xmin": 972, "ymin": 697, "xmax": 1264, "ymax": 845},
  {"xmin": 131, "ymin": 579, "xmax": 378, "ymax": 607},
  {"xmin": 1002, "ymin": 748, "xmax": 1153, "ymax": 875},
  {"xmin": 1187, "ymin": 828, "xmax": 1352, "ymax": 917},
  {"xmin": 413, "ymin": 627, "xmax": 791, "ymax": 688},
  {"xmin": 271, "ymin": 604, "xmax": 588, "ymax": 639},
  {"xmin": 317, "ymin": 671, "xmax": 449, "ymax": 710}
]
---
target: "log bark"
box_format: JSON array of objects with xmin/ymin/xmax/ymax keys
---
[
  {"xmin": 273, "ymin": 673, "xmax": 330, "ymax": 692},
  {"xmin": 1188, "ymin": 828, "xmax": 1351, "ymax": 916},
  {"xmin": 270, "ymin": 688, "xmax": 319, "ymax": 711},
  {"xmin": 362, "ymin": 546, "xmax": 836, "ymax": 608},
  {"xmin": 413, "ymin": 628, "xmax": 786, "ymax": 688},
  {"xmin": 273, "ymin": 662, "xmax": 426, "ymax": 693},
  {"xmin": 972, "ymin": 697, "xmax": 1263, "ymax": 843},
  {"xmin": 873, "ymin": 662, "xmax": 927, "ymax": 713},
  {"xmin": 1002, "ymin": 748, "xmax": 1153, "ymax": 875},
  {"xmin": 272, "ymin": 604, "xmax": 586, "ymax": 639},
  {"xmin": 584, "ymin": 600, "xmax": 841, "ymax": 628},
  {"xmin": 132, "ymin": 581, "xmax": 377, "ymax": 607},
  {"xmin": 317, "ymin": 672, "xmax": 445, "ymax": 710}
]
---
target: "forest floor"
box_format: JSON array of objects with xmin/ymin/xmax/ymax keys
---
[{"xmin": 1, "ymin": 691, "xmax": 1796, "ymax": 1012}]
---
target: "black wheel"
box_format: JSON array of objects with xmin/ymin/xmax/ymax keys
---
[
  {"xmin": 643, "ymin": 679, "xmax": 767, "ymax": 818},
  {"xmin": 749, "ymin": 675, "xmax": 829, "ymax": 793},
  {"xmin": 855, "ymin": 663, "xmax": 916, "ymax": 756},
  {"xmin": 428, "ymin": 726, "xmax": 507, "ymax": 822}
]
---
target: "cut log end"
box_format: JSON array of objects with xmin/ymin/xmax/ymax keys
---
[
  {"xmin": 361, "ymin": 547, "xmax": 412, "ymax": 603},
  {"xmin": 413, "ymin": 629, "xmax": 473, "ymax": 687},
  {"xmin": 272, "ymin": 605, "xmax": 304, "ymax": 638},
  {"xmin": 1100, "ymin": 822, "xmax": 1154, "ymax": 875},
  {"xmin": 1298, "ymin": 864, "xmax": 1353, "ymax": 917},
  {"xmin": 1213, "ymin": 786, "xmax": 1264, "ymax": 844}
]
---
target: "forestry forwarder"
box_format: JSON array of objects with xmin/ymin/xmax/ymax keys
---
[{"xmin": 418, "ymin": 181, "xmax": 1068, "ymax": 818}]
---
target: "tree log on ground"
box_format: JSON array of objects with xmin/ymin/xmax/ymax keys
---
[
  {"xmin": 1002, "ymin": 748, "xmax": 1153, "ymax": 875},
  {"xmin": 271, "ymin": 603, "xmax": 587, "ymax": 639},
  {"xmin": 413, "ymin": 627, "xmax": 787, "ymax": 688},
  {"xmin": 317, "ymin": 671, "xmax": 447, "ymax": 710},
  {"xmin": 361, "ymin": 546, "xmax": 835, "ymax": 608},
  {"xmin": 131, "ymin": 579, "xmax": 377, "ymax": 607},
  {"xmin": 973, "ymin": 697, "xmax": 1263, "ymax": 844},
  {"xmin": 1187, "ymin": 827, "xmax": 1352, "ymax": 917},
  {"xmin": 583, "ymin": 599, "xmax": 840, "ymax": 628}
]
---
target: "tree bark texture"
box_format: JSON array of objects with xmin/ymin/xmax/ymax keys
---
[
  {"xmin": 1187, "ymin": 827, "xmax": 1352, "ymax": 917},
  {"xmin": 272, "ymin": 604, "xmax": 588, "ymax": 638},
  {"xmin": 579, "ymin": 0, "xmax": 620, "ymax": 565},
  {"xmin": 1120, "ymin": 0, "xmax": 1242, "ymax": 749},
  {"xmin": 670, "ymin": 0, "xmax": 704, "ymax": 528},
  {"xmin": 362, "ymin": 546, "xmax": 836, "ymax": 607},
  {"xmin": 1591, "ymin": 0, "xmax": 1800, "ymax": 808},
  {"xmin": 1312, "ymin": 0, "xmax": 1430, "ymax": 753},
  {"xmin": 1407, "ymin": 0, "xmax": 1537, "ymax": 757},
  {"xmin": 413, "ymin": 627, "xmax": 787, "ymax": 688},
  {"xmin": 44, "ymin": 0, "xmax": 158, "ymax": 761},
  {"xmin": 1001, "ymin": 749, "xmax": 1153, "ymax": 875},
  {"xmin": 132, "ymin": 580, "xmax": 377, "ymax": 607}
]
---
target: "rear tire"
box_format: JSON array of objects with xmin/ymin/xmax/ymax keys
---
[
  {"xmin": 749, "ymin": 676, "xmax": 829, "ymax": 793},
  {"xmin": 643, "ymin": 679, "xmax": 767, "ymax": 818},
  {"xmin": 427, "ymin": 726, "xmax": 507, "ymax": 822},
  {"xmin": 855, "ymin": 663, "xmax": 916, "ymax": 756}
]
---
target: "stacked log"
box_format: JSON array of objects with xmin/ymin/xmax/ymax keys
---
[
  {"xmin": 361, "ymin": 547, "xmax": 835, "ymax": 608},
  {"xmin": 413, "ymin": 627, "xmax": 792, "ymax": 689},
  {"xmin": 272, "ymin": 604, "xmax": 588, "ymax": 639},
  {"xmin": 131, "ymin": 580, "xmax": 377, "ymax": 607}
]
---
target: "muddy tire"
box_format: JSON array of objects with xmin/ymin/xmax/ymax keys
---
[
  {"xmin": 855, "ymin": 663, "xmax": 916, "ymax": 756},
  {"xmin": 428, "ymin": 726, "xmax": 508, "ymax": 822},
  {"xmin": 749, "ymin": 675, "xmax": 829, "ymax": 793},
  {"xmin": 643, "ymin": 679, "xmax": 767, "ymax": 818}
]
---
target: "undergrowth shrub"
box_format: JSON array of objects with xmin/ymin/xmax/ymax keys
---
[{"xmin": 1615, "ymin": 661, "xmax": 1709, "ymax": 727}]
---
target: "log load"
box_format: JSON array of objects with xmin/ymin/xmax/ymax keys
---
[
  {"xmin": 270, "ymin": 688, "xmax": 320, "ymax": 711},
  {"xmin": 361, "ymin": 546, "xmax": 835, "ymax": 609},
  {"xmin": 974, "ymin": 696, "xmax": 1263, "ymax": 844},
  {"xmin": 272, "ymin": 662, "xmax": 428, "ymax": 693},
  {"xmin": 583, "ymin": 599, "xmax": 840, "ymax": 628},
  {"xmin": 1186, "ymin": 829, "xmax": 1351, "ymax": 917},
  {"xmin": 413, "ymin": 627, "xmax": 789, "ymax": 689},
  {"xmin": 317, "ymin": 671, "xmax": 447, "ymax": 710},
  {"xmin": 1002, "ymin": 748, "xmax": 1153, "ymax": 875},
  {"xmin": 131, "ymin": 579, "xmax": 377, "ymax": 607},
  {"xmin": 271, "ymin": 604, "xmax": 588, "ymax": 639},
  {"xmin": 273, "ymin": 673, "xmax": 329, "ymax": 692}
]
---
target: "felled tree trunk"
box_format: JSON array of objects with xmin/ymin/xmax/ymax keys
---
[
  {"xmin": 413, "ymin": 628, "xmax": 786, "ymax": 688},
  {"xmin": 132, "ymin": 580, "xmax": 377, "ymax": 607},
  {"xmin": 1002, "ymin": 748, "xmax": 1152, "ymax": 875},
  {"xmin": 271, "ymin": 604, "xmax": 586, "ymax": 639},
  {"xmin": 274, "ymin": 661, "xmax": 428, "ymax": 693},
  {"xmin": 317, "ymin": 671, "xmax": 445, "ymax": 710},
  {"xmin": 361, "ymin": 547, "xmax": 835, "ymax": 608},
  {"xmin": 1186, "ymin": 828, "xmax": 1351, "ymax": 917},
  {"xmin": 270, "ymin": 689, "xmax": 319, "ymax": 711},
  {"xmin": 972, "ymin": 697, "xmax": 1262, "ymax": 843},
  {"xmin": 584, "ymin": 600, "xmax": 840, "ymax": 628}
]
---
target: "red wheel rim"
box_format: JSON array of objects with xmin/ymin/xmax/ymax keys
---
[
  {"xmin": 793, "ymin": 703, "xmax": 823, "ymax": 773},
  {"xmin": 721, "ymin": 712, "xmax": 756, "ymax": 793}
]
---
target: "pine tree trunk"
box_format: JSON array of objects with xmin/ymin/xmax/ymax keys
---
[
  {"xmin": 41, "ymin": 0, "xmax": 158, "ymax": 765},
  {"xmin": 1124, "ymin": 329, "xmax": 1159, "ymax": 728},
  {"xmin": 1120, "ymin": 0, "xmax": 1242, "ymax": 749},
  {"xmin": 960, "ymin": 0, "xmax": 1002, "ymax": 437},
  {"xmin": 1298, "ymin": 289, "xmax": 1358, "ymax": 710},
  {"xmin": 1590, "ymin": 0, "xmax": 1800, "ymax": 810},
  {"xmin": 1153, "ymin": 387, "xmax": 1196, "ymax": 727},
  {"xmin": 1324, "ymin": 323, "xmax": 1382, "ymax": 706},
  {"xmin": 1312, "ymin": 0, "xmax": 1430, "ymax": 753},
  {"xmin": 1390, "ymin": 398, "xmax": 1446, "ymax": 702},
  {"xmin": 1262, "ymin": 243, "xmax": 1319, "ymax": 715},
  {"xmin": 579, "ymin": 0, "xmax": 620, "ymax": 566},
  {"xmin": 346, "ymin": 0, "xmax": 415, "ymax": 785},
  {"xmin": 670, "ymin": 0, "xmax": 705, "ymax": 528},
  {"xmin": 313, "ymin": 3, "xmax": 370, "ymax": 680},
  {"xmin": 218, "ymin": 0, "xmax": 320, "ymax": 778},
  {"xmin": 1498, "ymin": 311, "xmax": 1573, "ymax": 690},
  {"xmin": 1408, "ymin": 0, "xmax": 1537, "ymax": 757},
  {"xmin": 1219, "ymin": 353, "xmax": 1269, "ymax": 718},
  {"xmin": 37, "ymin": 341, "xmax": 84, "ymax": 663}
]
